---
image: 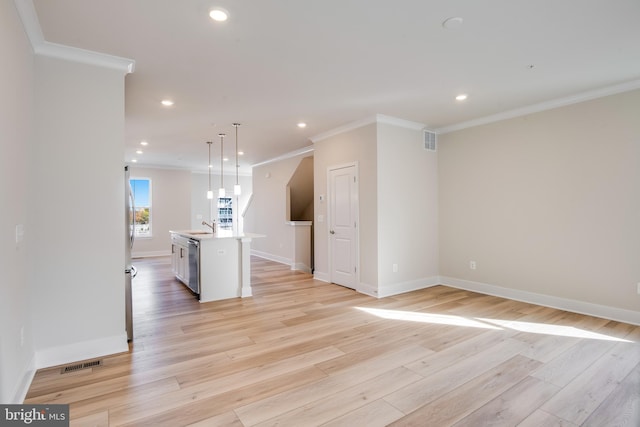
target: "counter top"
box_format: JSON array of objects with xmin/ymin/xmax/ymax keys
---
[{"xmin": 170, "ymin": 230, "xmax": 265, "ymax": 241}]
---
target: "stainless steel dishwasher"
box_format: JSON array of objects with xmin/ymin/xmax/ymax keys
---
[{"xmin": 187, "ymin": 238, "xmax": 200, "ymax": 298}]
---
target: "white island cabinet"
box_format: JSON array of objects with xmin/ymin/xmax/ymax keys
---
[{"xmin": 169, "ymin": 230, "xmax": 264, "ymax": 303}]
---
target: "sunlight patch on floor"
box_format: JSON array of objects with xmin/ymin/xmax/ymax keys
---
[
  {"xmin": 356, "ymin": 307, "xmax": 634, "ymax": 342},
  {"xmin": 477, "ymin": 318, "xmax": 632, "ymax": 342},
  {"xmin": 355, "ymin": 307, "xmax": 502, "ymax": 330}
]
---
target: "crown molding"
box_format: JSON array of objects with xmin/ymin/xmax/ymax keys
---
[
  {"xmin": 251, "ymin": 145, "xmax": 314, "ymax": 168},
  {"xmin": 435, "ymin": 79, "xmax": 640, "ymax": 134},
  {"xmin": 376, "ymin": 114, "xmax": 427, "ymax": 130},
  {"xmin": 14, "ymin": 0, "xmax": 135, "ymax": 74},
  {"xmin": 310, "ymin": 116, "xmax": 377, "ymax": 143},
  {"xmin": 310, "ymin": 114, "xmax": 429, "ymax": 144}
]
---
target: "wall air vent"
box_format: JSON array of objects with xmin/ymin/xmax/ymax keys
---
[
  {"xmin": 423, "ymin": 130, "xmax": 437, "ymax": 152},
  {"xmin": 60, "ymin": 359, "xmax": 102, "ymax": 374}
]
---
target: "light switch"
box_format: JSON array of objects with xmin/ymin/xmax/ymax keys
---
[
  {"xmin": 15, "ymin": 224, "xmax": 24, "ymax": 243},
  {"xmin": 318, "ymin": 215, "xmax": 324, "ymax": 223}
]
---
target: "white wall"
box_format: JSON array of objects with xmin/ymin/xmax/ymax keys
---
[
  {"xmin": 28, "ymin": 55, "xmax": 129, "ymax": 368},
  {"xmin": 245, "ymin": 154, "xmax": 312, "ymax": 264},
  {"xmin": 377, "ymin": 123, "xmax": 439, "ymax": 296},
  {"xmin": 313, "ymin": 124, "xmax": 378, "ymax": 288},
  {"xmin": 130, "ymin": 167, "xmax": 191, "ymax": 257},
  {"xmin": 438, "ymin": 89, "xmax": 640, "ymax": 319},
  {"xmin": 0, "ymin": 0, "xmax": 35, "ymax": 403},
  {"xmin": 191, "ymin": 172, "xmax": 252, "ymax": 233}
]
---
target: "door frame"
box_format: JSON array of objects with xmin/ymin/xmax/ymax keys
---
[{"xmin": 327, "ymin": 161, "xmax": 360, "ymax": 290}]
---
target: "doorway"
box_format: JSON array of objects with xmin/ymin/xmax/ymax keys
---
[{"xmin": 328, "ymin": 163, "xmax": 359, "ymax": 289}]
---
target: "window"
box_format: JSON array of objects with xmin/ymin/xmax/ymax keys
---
[
  {"xmin": 218, "ymin": 197, "xmax": 233, "ymax": 230},
  {"xmin": 130, "ymin": 178, "xmax": 152, "ymax": 237}
]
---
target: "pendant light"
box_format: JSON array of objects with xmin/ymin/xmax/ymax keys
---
[
  {"xmin": 218, "ymin": 133, "xmax": 226, "ymax": 198},
  {"xmin": 232, "ymin": 123, "xmax": 242, "ymax": 195},
  {"xmin": 206, "ymin": 141, "xmax": 213, "ymax": 199}
]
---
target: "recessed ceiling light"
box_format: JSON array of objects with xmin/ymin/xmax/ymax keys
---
[
  {"xmin": 136, "ymin": 150, "xmax": 143, "ymax": 154},
  {"xmin": 131, "ymin": 159, "xmax": 138, "ymax": 163},
  {"xmin": 140, "ymin": 141, "xmax": 148, "ymax": 146},
  {"xmin": 297, "ymin": 122, "xmax": 307, "ymax": 128},
  {"xmin": 442, "ymin": 17, "xmax": 464, "ymax": 30},
  {"xmin": 161, "ymin": 99, "xmax": 174, "ymax": 106},
  {"xmin": 238, "ymin": 151, "xmax": 244, "ymax": 156},
  {"xmin": 455, "ymin": 94, "xmax": 468, "ymax": 101},
  {"xmin": 209, "ymin": 8, "xmax": 229, "ymax": 22},
  {"xmin": 223, "ymin": 157, "xmax": 229, "ymax": 162}
]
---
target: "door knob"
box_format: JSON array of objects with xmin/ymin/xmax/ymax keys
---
[{"xmin": 330, "ymin": 230, "xmax": 335, "ymax": 234}]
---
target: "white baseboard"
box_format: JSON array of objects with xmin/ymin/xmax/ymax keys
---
[
  {"xmin": 250, "ymin": 250, "xmax": 293, "ymax": 267},
  {"xmin": 35, "ymin": 333, "xmax": 129, "ymax": 369},
  {"xmin": 357, "ymin": 281, "xmax": 378, "ymax": 297},
  {"xmin": 132, "ymin": 250, "xmax": 171, "ymax": 258},
  {"xmin": 291, "ymin": 262, "xmax": 312, "ymax": 273},
  {"xmin": 11, "ymin": 355, "xmax": 36, "ymax": 403},
  {"xmin": 440, "ymin": 276, "xmax": 640, "ymax": 326},
  {"xmin": 313, "ymin": 271, "xmax": 330, "ymax": 283},
  {"xmin": 376, "ymin": 276, "xmax": 441, "ymax": 298}
]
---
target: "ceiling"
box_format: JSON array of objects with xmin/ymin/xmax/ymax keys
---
[{"xmin": 31, "ymin": 0, "xmax": 640, "ymax": 174}]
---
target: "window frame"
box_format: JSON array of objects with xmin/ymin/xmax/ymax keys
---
[{"xmin": 130, "ymin": 177, "xmax": 152, "ymax": 238}]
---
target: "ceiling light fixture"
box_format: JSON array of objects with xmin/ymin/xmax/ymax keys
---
[
  {"xmin": 140, "ymin": 141, "xmax": 148, "ymax": 146},
  {"xmin": 232, "ymin": 123, "xmax": 242, "ymax": 196},
  {"xmin": 442, "ymin": 17, "xmax": 464, "ymax": 30},
  {"xmin": 218, "ymin": 133, "xmax": 226, "ymax": 198},
  {"xmin": 161, "ymin": 99, "xmax": 174, "ymax": 107},
  {"xmin": 136, "ymin": 150, "xmax": 143, "ymax": 154},
  {"xmin": 206, "ymin": 141, "xmax": 214, "ymax": 200},
  {"xmin": 456, "ymin": 94, "xmax": 468, "ymax": 101},
  {"xmin": 297, "ymin": 122, "xmax": 307, "ymax": 128},
  {"xmin": 209, "ymin": 8, "xmax": 229, "ymax": 22}
]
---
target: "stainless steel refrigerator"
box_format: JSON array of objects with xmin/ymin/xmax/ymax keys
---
[{"xmin": 124, "ymin": 166, "xmax": 136, "ymax": 341}]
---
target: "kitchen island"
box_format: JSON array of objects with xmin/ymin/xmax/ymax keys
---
[{"xmin": 170, "ymin": 230, "xmax": 264, "ymax": 303}]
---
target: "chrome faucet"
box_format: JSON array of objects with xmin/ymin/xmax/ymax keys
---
[{"xmin": 202, "ymin": 220, "xmax": 216, "ymax": 233}]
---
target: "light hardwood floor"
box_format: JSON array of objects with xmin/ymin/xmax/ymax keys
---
[{"xmin": 25, "ymin": 256, "xmax": 640, "ymax": 426}]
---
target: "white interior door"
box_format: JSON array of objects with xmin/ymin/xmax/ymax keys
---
[{"xmin": 329, "ymin": 164, "xmax": 358, "ymax": 289}]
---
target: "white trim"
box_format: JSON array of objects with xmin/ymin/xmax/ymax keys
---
[
  {"xmin": 287, "ymin": 221, "xmax": 313, "ymax": 226},
  {"xmin": 132, "ymin": 250, "xmax": 171, "ymax": 258},
  {"xmin": 251, "ymin": 249, "xmax": 292, "ymax": 267},
  {"xmin": 357, "ymin": 281, "xmax": 378, "ymax": 297},
  {"xmin": 435, "ymin": 79, "xmax": 640, "ymax": 134},
  {"xmin": 311, "ymin": 116, "xmax": 377, "ymax": 143},
  {"xmin": 35, "ymin": 333, "xmax": 129, "ymax": 370},
  {"xmin": 377, "ymin": 276, "xmax": 441, "ymax": 299},
  {"xmin": 311, "ymin": 114, "xmax": 428, "ymax": 144},
  {"xmin": 10, "ymin": 355, "xmax": 36, "ymax": 404},
  {"xmin": 376, "ymin": 114, "xmax": 426, "ymax": 130},
  {"xmin": 313, "ymin": 271, "xmax": 330, "ymax": 282},
  {"xmin": 251, "ymin": 146, "xmax": 314, "ymax": 168},
  {"xmin": 13, "ymin": 0, "xmax": 134, "ymax": 74},
  {"xmin": 440, "ymin": 276, "xmax": 640, "ymax": 326},
  {"xmin": 291, "ymin": 263, "xmax": 312, "ymax": 273}
]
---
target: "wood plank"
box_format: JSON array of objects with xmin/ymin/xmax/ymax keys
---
[
  {"xmin": 388, "ymin": 355, "xmax": 541, "ymax": 426},
  {"xmin": 23, "ymin": 256, "xmax": 640, "ymax": 426}
]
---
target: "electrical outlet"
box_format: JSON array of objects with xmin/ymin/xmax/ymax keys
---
[
  {"xmin": 392, "ymin": 263, "xmax": 398, "ymax": 273},
  {"xmin": 469, "ymin": 261, "xmax": 476, "ymax": 270},
  {"xmin": 637, "ymin": 283, "xmax": 640, "ymax": 295}
]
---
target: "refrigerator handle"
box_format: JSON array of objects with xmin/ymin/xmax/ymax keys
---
[
  {"xmin": 129, "ymin": 185, "xmax": 136, "ymax": 248},
  {"xmin": 131, "ymin": 265, "xmax": 137, "ymax": 278}
]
